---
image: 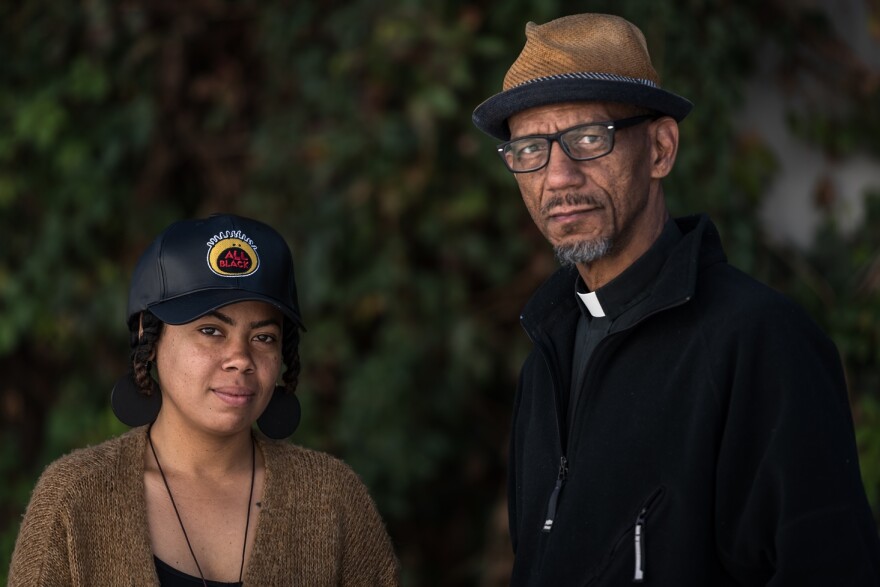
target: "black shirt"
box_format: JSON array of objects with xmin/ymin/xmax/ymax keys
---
[
  {"xmin": 570, "ymin": 219, "xmax": 683, "ymax": 428},
  {"xmin": 154, "ymin": 556, "xmax": 242, "ymax": 587}
]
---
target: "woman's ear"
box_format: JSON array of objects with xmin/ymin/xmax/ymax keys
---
[{"xmin": 649, "ymin": 116, "xmax": 680, "ymax": 180}]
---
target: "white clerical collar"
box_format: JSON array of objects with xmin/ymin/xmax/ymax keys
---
[{"xmin": 576, "ymin": 291, "xmax": 606, "ymax": 318}]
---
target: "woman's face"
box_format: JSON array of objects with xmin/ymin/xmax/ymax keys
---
[{"xmin": 153, "ymin": 300, "xmax": 283, "ymax": 436}]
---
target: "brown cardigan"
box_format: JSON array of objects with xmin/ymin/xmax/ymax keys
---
[{"xmin": 9, "ymin": 427, "xmax": 400, "ymax": 586}]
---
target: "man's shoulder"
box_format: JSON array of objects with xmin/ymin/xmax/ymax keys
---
[
  {"xmin": 521, "ymin": 264, "xmax": 580, "ymax": 323},
  {"xmin": 675, "ymin": 214, "xmax": 804, "ymax": 315},
  {"xmin": 699, "ymin": 260, "xmax": 800, "ymax": 314},
  {"xmin": 693, "ymin": 261, "xmax": 838, "ymax": 355}
]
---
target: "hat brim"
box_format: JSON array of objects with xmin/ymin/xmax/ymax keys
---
[
  {"xmin": 147, "ymin": 289, "xmax": 305, "ymax": 330},
  {"xmin": 473, "ymin": 78, "xmax": 693, "ymax": 140}
]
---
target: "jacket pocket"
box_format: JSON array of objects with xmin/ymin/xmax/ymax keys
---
[
  {"xmin": 583, "ymin": 485, "xmax": 666, "ymax": 587},
  {"xmin": 632, "ymin": 486, "xmax": 665, "ymax": 582}
]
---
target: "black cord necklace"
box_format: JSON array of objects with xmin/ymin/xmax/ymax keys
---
[{"xmin": 148, "ymin": 425, "xmax": 256, "ymax": 587}]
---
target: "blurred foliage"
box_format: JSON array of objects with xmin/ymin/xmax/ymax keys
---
[{"xmin": 1, "ymin": 0, "xmax": 879, "ymax": 585}]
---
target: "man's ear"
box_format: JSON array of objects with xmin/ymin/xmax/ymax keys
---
[{"xmin": 649, "ymin": 116, "xmax": 680, "ymax": 180}]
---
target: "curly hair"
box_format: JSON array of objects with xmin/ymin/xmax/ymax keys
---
[
  {"xmin": 129, "ymin": 311, "xmax": 162, "ymax": 396},
  {"xmin": 279, "ymin": 318, "xmax": 301, "ymax": 394},
  {"xmin": 129, "ymin": 311, "xmax": 301, "ymax": 396}
]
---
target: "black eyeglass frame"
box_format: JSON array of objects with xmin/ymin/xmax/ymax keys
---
[{"xmin": 496, "ymin": 114, "xmax": 657, "ymax": 173}]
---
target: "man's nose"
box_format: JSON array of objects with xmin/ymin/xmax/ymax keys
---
[{"xmin": 543, "ymin": 141, "xmax": 584, "ymax": 190}]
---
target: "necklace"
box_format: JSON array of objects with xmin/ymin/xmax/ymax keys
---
[{"xmin": 148, "ymin": 426, "xmax": 256, "ymax": 587}]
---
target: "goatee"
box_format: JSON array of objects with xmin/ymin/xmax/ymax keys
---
[{"xmin": 554, "ymin": 237, "xmax": 612, "ymax": 266}]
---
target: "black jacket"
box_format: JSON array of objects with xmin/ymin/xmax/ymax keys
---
[{"xmin": 510, "ymin": 214, "xmax": 880, "ymax": 586}]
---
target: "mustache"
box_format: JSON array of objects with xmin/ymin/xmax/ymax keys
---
[{"xmin": 541, "ymin": 193, "xmax": 603, "ymax": 216}]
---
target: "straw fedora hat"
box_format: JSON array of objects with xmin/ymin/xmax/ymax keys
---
[{"xmin": 472, "ymin": 13, "xmax": 693, "ymax": 140}]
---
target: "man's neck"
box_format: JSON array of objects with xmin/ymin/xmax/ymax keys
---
[{"xmin": 577, "ymin": 207, "xmax": 670, "ymax": 291}]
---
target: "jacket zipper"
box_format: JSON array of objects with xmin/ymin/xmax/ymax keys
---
[
  {"xmin": 632, "ymin": 486, "xmax": 664, "ymax": 583},
  {"xmin": 542, "ymin": 455, "xmax": 568, "ymax": 532},
  {"xmin": 528, "ymin": 335, "xmax": 569, "ymax": 534},
  {"xmin": 525, "ymin": 292, "xmax": 687, "ymax": 538},
  {"xmin": 633, "ymin": 508, "xmax": 646, "ymax": 582}
]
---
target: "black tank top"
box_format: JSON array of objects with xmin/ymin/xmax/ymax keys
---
[{"xmin": 154, "ymin": 556, "xmax": 242, "ymax": 587}]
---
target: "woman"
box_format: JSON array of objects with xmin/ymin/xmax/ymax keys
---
[{"xmin": 9, "ymin": 214, "xmax": 400, "ymax": 586}]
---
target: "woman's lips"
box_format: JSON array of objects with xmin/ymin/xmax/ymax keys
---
[{"xmin": 212, "ymin": 388, "xmax": 256, "ymax": 407}]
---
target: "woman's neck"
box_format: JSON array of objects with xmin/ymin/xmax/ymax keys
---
[{"xmin": 147, "ymin": 417, "xmax": 255, "ymax": 479}]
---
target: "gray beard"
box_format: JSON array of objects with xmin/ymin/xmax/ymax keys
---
[{"xmin": 554, "ymin": 237, "xmax": 612, "ymax": 266}]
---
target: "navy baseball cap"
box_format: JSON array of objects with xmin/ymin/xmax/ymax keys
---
[{"xmin": 126, "ymin": 214, "xmax": 304, "ymax": 329}]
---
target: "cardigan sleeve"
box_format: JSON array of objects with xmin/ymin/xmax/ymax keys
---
[
  {"xmin": 712, "ymin": 299, "xmax": 880, "ymax": 585},
  {"xmin": 8, "ymin": 460, "xmax": 75, "ymax": 586},
  {"xmin": 337, "ymin": 465, "xmax": 401, "ymax": 586}
]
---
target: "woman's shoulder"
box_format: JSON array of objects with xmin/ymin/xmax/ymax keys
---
[
  {"xmin": 258, "ymin": 438, "xmax": 388, "ymax": 526},
  {"xmin": 34, "ymin": 428, "xmax": 145, "ymax": 496},
  {"xmin": 258, "ymin": 437, "xmax": 373, "ymax": 498},
  {"xmin": 260, "ymin": 437, "xmax": 353, "ymax": 475}
]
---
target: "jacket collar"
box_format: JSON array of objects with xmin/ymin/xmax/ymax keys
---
[
  {"xmin": 576, "ymin": 218, "xmax": 684, "ymax": 320},
  {"xmin": 521, "ymin": 214, "xmax": 726, "ymax": 339}
]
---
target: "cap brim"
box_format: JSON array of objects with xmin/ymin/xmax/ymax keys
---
[
  {"xmin": 148, "ymin": 289, "xmax": 305, "ymax": 330},
  {"xmin": 473, "ymin": 78, "xmax": 693, "ymax": 140}
]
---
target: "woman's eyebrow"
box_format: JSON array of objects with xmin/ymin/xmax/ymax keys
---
[
  {"xmin": 205, "ymin": 312, "xmax": 280, "ymax": 329},
  {"xmin": 250, "ymin": 318, "xmax": 282, "ymax": 329},
  {"xmin": 208, "ymin": 310, "xmax": 234, "ymax": 325}
]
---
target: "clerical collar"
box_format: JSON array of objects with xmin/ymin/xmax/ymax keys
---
[{"xmin": 575, "ymin": 219, "xmax": 683, "ymax": 319}]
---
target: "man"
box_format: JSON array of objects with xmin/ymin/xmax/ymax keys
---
[{"xmin": 472, "ymin": 13, "xmax": 880, "ymax": 586}]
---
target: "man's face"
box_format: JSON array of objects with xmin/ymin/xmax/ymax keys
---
[{"xmin": 507, "ymin": 102, "xmax": 664, "ymax": 269}]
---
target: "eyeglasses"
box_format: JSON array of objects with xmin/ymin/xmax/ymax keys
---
[{"xmin": 496, "ymin": 115, "xmax": 656, "ymax": 173}]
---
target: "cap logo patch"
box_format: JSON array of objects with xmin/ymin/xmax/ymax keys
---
[{"xmin": 206, "ymin": 230, "xmax": 259, "ymax": 277}]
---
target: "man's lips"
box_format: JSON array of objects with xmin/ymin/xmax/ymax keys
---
[{"xmin": 548, "ymin": 207, "xmax": 601, "ymax": 222}]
